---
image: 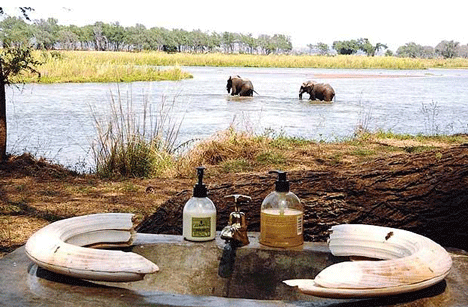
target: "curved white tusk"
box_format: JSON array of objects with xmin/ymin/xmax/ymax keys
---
[
  {"xmin": 284, "ymin": 224, "xmax": 452, "ymax": 298},
  {"xmin": 25, "ymin": 213, "xmax": 159, "ymax": 282}
]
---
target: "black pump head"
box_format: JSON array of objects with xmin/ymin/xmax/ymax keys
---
[
  {"xmin": 193, "ymin": 166, "xmax": 207, "ymax": 197},
  {"xmin": 269, "ymin": 170, "xmax": 290, "ymax": 192}
]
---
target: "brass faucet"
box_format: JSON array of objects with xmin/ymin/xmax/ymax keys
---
[{"xmin": 220, "ymin": 194, "xmax": 251, "ymax": 247}]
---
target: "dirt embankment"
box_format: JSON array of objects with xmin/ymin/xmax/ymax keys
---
[
  {"xmin": 0, "ymin": 154, "xmax": 190, "ymax": 258},
  {"xmin": 138, "ymin": 144, "xmax": 468, "ymax": 251},
  {"xmin": 2, "ymin": 141, "xmax": 468, "ymax": 258}
]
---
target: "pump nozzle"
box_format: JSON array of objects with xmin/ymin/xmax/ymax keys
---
[
  {"xmin": 269, "ymin": 170, "xmax": 290, "ymax": 192},
  {"xmin": 193, "ymin": 166, "xmax": 207, "ymax": 197},
  {"xmin": 197, "ymin": 166, "xmax": 205, "ymax": 184}
]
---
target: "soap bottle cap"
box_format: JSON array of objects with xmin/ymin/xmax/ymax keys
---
[
  {"xmin": 269, "ymin": 170, "xmax": 289, "ymax": 192},
  {"xmin": 193, "ymin": 166, "xmax": 208, "ymax": 197}
]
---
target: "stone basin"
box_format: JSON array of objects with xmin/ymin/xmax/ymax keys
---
[{"xmin": 1, "ymin": 232, "xmax": 468, "ymax": 307}]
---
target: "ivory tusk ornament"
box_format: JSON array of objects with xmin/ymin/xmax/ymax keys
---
[
  {"xmin": 25, "ymin": 213, "xmax": 159, "ymax": 282},
  {"xmin": 284, "ymin": 224, "xmax": 452, "ymax": 298}
]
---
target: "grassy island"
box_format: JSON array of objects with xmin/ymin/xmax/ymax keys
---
[{"xmin": 14, "ymin": 51, "xmax": 194, "ymax": 83}]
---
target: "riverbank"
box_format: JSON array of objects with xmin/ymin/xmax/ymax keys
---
[
  {"xmin": 13, "ymin": 50, "xmax": 468, "ymax": 83},
  {"xmin": 2, "ymin": 131, "xmax": 467, "ymax": 258}
]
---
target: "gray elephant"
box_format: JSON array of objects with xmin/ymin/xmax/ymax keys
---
[
  {"xmin": 226, "ymin": 75, "xmax": 257, "ymax": 96},
  {"xmin": 299, "ymin": 81, "xmax": 335, "ymax": 102}
]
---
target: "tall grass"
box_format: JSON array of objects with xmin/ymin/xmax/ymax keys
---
[
  {"xmin": 91, "ymin": 88, "xmax": 184, "ymax": 178},
  {"xmin": 93, "ymin": 51, "xmax": 468, "ymax": 69},
  {"xmin": 14, "ymin": 51, "xmax": 193, "ymax": 83}
]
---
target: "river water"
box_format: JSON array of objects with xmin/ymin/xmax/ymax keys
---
[{"xmin": 6, "ymin": 66, "xmax": 468, "ymax": 171}]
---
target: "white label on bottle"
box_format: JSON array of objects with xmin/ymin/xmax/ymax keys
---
[{"xmin": 297, "ymin": 215, "xmax": 303, "ymax": 235}]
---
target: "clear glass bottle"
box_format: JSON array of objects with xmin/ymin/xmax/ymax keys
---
[
  {"xmin": 259, "ymin": 170, "xmax": 304, "ymax": 248},
  {"xmin": 183, "ymin": 167, "xmax": 216, "ymax": 241}
]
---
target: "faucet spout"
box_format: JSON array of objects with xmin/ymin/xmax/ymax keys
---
[{"xmin": 218, "ymin": 241, "xmax": 240, "ymax": 278}]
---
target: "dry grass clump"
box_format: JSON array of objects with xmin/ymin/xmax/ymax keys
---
[
  {"xmin": 190, "ymin": 128, "xmax": 261, "ymax": 164},
  {"xmin": 177, "ymin": 128, "xmax": 262, "ymax": 175},
  {"xmin": 176, "ymin": 127, "xmax": 319, "ymax": 176}
]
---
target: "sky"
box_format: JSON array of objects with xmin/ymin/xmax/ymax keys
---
[{"xmin": 4, "ymin": 1, "xmax": 467, "ymax": 51}]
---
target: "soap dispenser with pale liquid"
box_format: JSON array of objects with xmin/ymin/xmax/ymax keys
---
[
  {"xmin": 259, "ymin": 170, "xmax": 304, "ymax": 248},
  {"xmin": 182, "ymin": 166, "xmax": 216, "ymax": 241}
]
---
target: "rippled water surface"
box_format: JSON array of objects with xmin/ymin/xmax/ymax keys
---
[{"xmin": 6, "ymin": 67, "xmax": 468, "ymax": 170}]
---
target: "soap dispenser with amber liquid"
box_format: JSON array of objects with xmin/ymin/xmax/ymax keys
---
[{"xmin": 259, "ymin": 170, "xmax": 304, "ymax": 248}]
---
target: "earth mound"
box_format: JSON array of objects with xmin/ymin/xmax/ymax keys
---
[{"xmin": 138, "ymin": 144, "xmax": 468, "ymax": 251}]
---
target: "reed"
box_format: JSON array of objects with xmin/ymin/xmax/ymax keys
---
[{"xmin": 91, "ymin": 89, "xmax": 183, "ymax": 178}]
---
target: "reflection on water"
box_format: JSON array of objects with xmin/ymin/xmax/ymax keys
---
[{"xmin": 6, "ymin": 67, "xmax": 468, "ymax": 171}]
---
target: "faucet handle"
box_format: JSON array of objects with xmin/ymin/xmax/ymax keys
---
[
  {"xmin": 222, "ymin": 194, "xmax": 251, "ymax": 247},
  {"xmin": 224, "ymin": 194, "xmax": 251, "ymax": 211}
]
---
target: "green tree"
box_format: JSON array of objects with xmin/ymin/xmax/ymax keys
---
[
  {"xmin": 173, "ymin": 29, "xmax": 190, "ymax": 52},
  {"xmin": 105, "ymin": 22, "xmax": 126, "ymax": 51},
  {"xmin": 92, "ymin": 22, "xmax": 108, "ymax": 51},
  {"xmin": 332, "ymin": 40, "xmax": 360, "ymax": 55},
  {"xmin": 192, "ymin": 29, "xmax": 210, "ymax": 53},
  {"xmin": 206, "ymin": 31, "xmax": 221, "ymax": 52},
  {"xmin": 272, "ymin": 34, "xmax": 292, "ymax": 53},
  {"xmin": 0, "ymin": 16, "xmax": 33, "ymax": 47},
  {"xmin": 33, "ymin": 18, "xmax": 60, "ymax": 49},
  {"xmin": 435, "ymin": 40, "xmax": 459, "ymax": 59},
  {"xmin": 258, "ymin": 34, "xmax": 276, "ymax": 55},
  {"xmin": 239, "ymin": 33, "xmax": 257, "ymax": 54},
  {"xmin": 147, "ymin": 27, "xmax": 165, "ymax": 51},
  {"xmin": 458, "ymin": 44, "xmax": 468, "ymax": 58},
  {"xmin": 0, "ymin": 7, "xmax": 41, "ymax": 160},
  {"xmin": 160, "ymin": 28, "xmax": 177, "ymax": 52},
  {"xmin": 77, "ymin": 25, "xmax": 94, "ymax": 50},
  {"xmin": 396, "ymin": 42, "xmax": 435, "ymax": 58},
  {"xmin": 57, "ymin": 26, "xmax": 79, "ymax": 50},
  {"xmin": 311, "ymin": 42, "xmax": 329, "ymax": 55},
  {"xmin": 222, "ymin": 32, "xmax": 237, "ymax": 53},
  {"xmin": 358, "ymin": 38, "xmax": 387, "ymax": 56}
]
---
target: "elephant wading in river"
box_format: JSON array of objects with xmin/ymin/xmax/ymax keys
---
[
  {"xmin": 299, "ymin": 81, "xmax": 335, "ymax": 102},
  {"xmin": 227, "ymin": 75, "xmax": 257, "ymax": 96}
]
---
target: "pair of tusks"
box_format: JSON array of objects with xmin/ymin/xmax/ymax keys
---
[
  {"xmin": 284, "ymin": 224, "xmax": 453, "ymax": 298},
  {"xmin": 25, "ymin": 213, "xmax": 158, "ymax": 282}
]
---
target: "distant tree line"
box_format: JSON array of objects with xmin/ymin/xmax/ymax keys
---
[
  {"xmin": 1, "ymin": 13, "xmax": 467, "ymax": 59},
  {"xmin": 307, "ymin": 39, "xmax": 389, "ymax": 56},
  {"xmin": 0, "ymin": 16, "xmax": 292, "ymax": 54},
  {"xmin": 395, "ymin": 41, "xmax": 468, "ymax": 59},
  {"xmin": 308, "ymin": 39, "xmax": 468, "ymax": 59}
]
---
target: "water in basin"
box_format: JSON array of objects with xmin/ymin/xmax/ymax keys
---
[
  {"xmin": 21, "ymin": 232, "xmax": 458, "ymax": 306},
  {"xmin": 120, "ymin": 233, "xmax": 333, "ymax": 301}
]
